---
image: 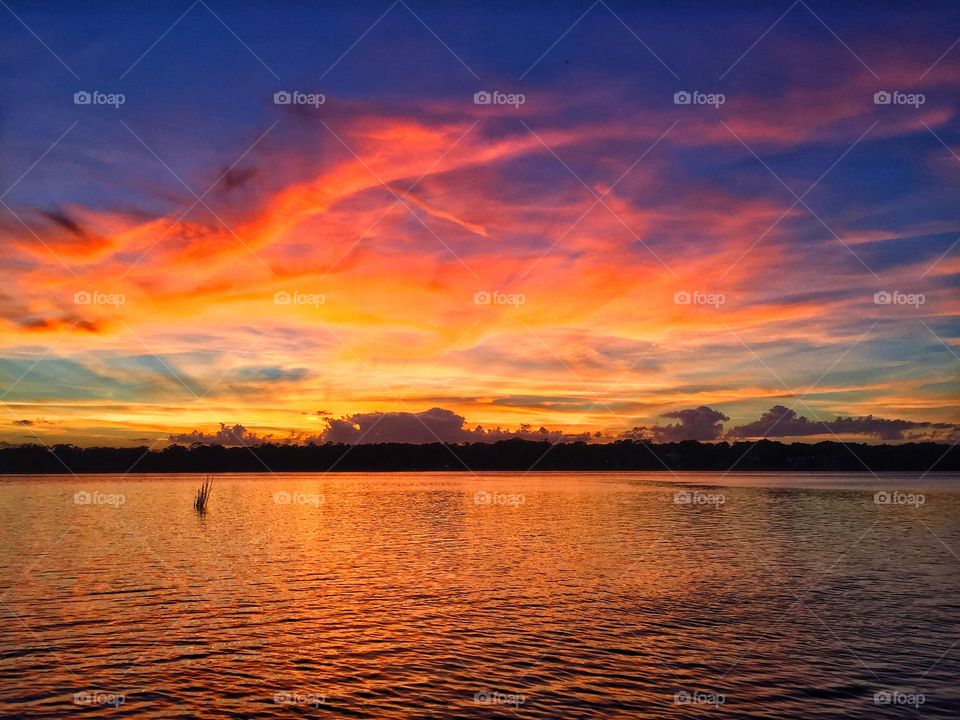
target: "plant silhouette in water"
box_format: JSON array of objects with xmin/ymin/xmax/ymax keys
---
[{"xmin": 194, "ymin": 477, "xmax": 213, "ymax": 513}]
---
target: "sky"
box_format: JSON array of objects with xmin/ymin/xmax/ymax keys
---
[{"xmin": 0, "ymin": 0, "xmax": 958, "ymax": 448}]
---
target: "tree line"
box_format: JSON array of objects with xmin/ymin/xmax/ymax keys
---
[{"xmin": 0, "ymin": 438, "xmax": 957, "ymax": 473}]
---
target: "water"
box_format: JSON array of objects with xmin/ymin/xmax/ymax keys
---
[{"xmin": 1, "ymin": 472, "xmax": 958, "ymax": 718}]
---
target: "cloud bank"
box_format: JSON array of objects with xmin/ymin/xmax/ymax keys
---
[
  {"xmin": 169, "ymin": 408, "xmax": 593, "ymax": 447},
  {"xmin": 727, "ymin": 405, "xmax": 959, "ymax": 442},
  {"xmin": 169, "ymin": 423, "xmax": 278, "ymax": 447},
  {"xmin": 168, "ymin": 405, "xmax": 958, "ymax": 447}
]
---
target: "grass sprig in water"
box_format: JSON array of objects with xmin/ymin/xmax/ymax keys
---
[{"xmin": 194, "ymin": 476, "xmax": 212, "ymax": 513}]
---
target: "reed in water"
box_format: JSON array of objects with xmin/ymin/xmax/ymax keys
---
[{"xmin": 194, "ymin": 476, "xmax": 212, "ymax": 513}]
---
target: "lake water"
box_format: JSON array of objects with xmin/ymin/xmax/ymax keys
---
[{"xmin": 1, "ymin": 472, "xmax": 958, "ymax": 718}]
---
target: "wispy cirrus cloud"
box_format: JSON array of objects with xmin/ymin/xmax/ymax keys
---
[{"xmin": 1, "ymin": 2, "xmax": 958, "ymax": 446}]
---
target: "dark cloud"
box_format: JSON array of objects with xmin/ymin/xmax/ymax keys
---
[
  {"xmin": 322, "ymin": 408, "xmax": 464, "ymax": 444},
  {"xmin": 219, "ymin": 165, "xmax": 257, "ymax": 192},
  {"xmin": 11, "ymin": 418, "xmax": 54, "ymax": 427},
  {"xmin": 642, "ymin": 406, "xmax": 730, "ymax": 442},
  {"xmin": 15, "ymin": 314, "xmax": 101, "ymax": 333},
  {"xmin": 38, "ymin": 209, "xmax": 87, "ymax": 238},
  {"xmin": 169, "ymin": 423, "xmax": 276, "ymax": 447},
  {"xmin": 169, "ymin": 408, "xmax": 592, "ymax": 447},
  {"xmin": 166, "ymin": 405, "xmax": 959, "ymax": 448},
  {"xmin": 320, "ymin": 407, "xmax": 591, "ymax": 445},
  {"xmin": 728, "ymin": 405, "xmax": 958, "ymax": 441}
]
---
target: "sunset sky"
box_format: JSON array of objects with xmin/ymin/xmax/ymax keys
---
[{"xmin": 1, "ymin": 0, "xmax": 958, "ymax": 447}]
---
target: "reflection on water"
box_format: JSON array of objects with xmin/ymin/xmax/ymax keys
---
[{"xmin": 1, "ymin": 472, "xmax": 958, "ymax": 718}]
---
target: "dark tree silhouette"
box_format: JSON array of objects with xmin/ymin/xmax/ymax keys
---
[{"xmin": 0, "ymin": 439, "xmax": 956, "ymax": 473}]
